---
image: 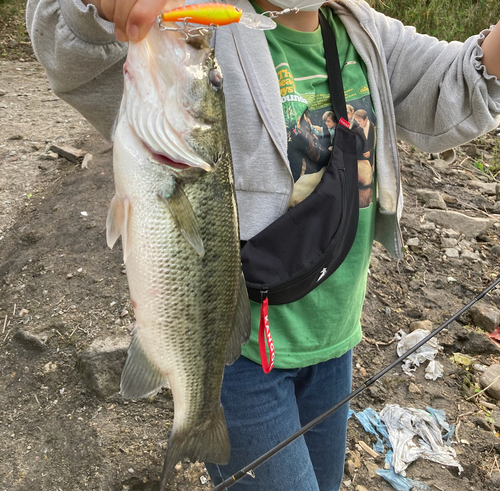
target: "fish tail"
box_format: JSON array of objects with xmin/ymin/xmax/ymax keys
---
[{"xmin": 159, "ymin": 405, "xmax": 230, "ymax": 490}]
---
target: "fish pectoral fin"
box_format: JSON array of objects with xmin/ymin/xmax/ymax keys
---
[
  {"xmin": 120, "ymin": 328, "xmax": 169, "ymax": 399},
  {"xmin": 159, "ymin": 406, "xmax": 230, "ymax": 490},
  {"xmin": 106, "ymin": 195, "xmax": 124, "ymax": 249},
  {"xmin": 106, "ymin": 195, "xmax": 132, "ymax": 263},
  {"xmin": 158, "ymin": 183, "xmax": 205, "ymax": 257},
  {"xmin": 225, "ymin": 271, "xmax": 252, "ymax": 365}
]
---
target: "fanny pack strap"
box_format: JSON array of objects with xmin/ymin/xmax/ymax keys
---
[
  {"xmin": 255, "ymin": 12, "xmax": 356, "ymax": 373},
  {"xmin": 319, "ymin": 11, "xmax": 349, "ymax": 125}
]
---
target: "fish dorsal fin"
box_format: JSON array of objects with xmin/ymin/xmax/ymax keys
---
[
  {"xmin": 106, "ymin": 195, "xmax": 132, "ymax": 263},
  {"xmin": 158, "ymin": 181, "xmax": 205, "ymax": 257},
  {"xmin": 120, "ymin": 327, "xmax": 169, "ymax": 399},
  {"xmin": 225, "ymin": 271, "xmax": 252, "ymax": 365}
]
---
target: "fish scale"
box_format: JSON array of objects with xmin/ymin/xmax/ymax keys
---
[{"xmin": 106, "ymin": 22, "xmax": 251, "ymax": 490}]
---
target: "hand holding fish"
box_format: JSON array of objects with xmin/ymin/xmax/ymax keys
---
[{"xmin": 82, "ymin": 0, "xmax": 184, "ymax": 42}]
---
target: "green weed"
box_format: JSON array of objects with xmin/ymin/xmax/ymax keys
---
[{"xmin": 368, "ymin": 0, "xmax": 500, "ymax": 42}]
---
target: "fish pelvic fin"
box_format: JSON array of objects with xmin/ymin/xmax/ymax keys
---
[
  {"xmin": 120, "ymin": 328, "xmax": 168, "ymax": 399},
  {"xmin": 225, "ymin": 271, "xmax": 252, "ymax": 365},
  {"xmin": 159, "ymin": 405, "xmax": 230, "ymax": 491},
  {"xmin": 158, "ymin": 181, "xmax": 205, "ymax": 257},
  {"xmin": 106, "ymin": 195, "xmax": 132, "ymax": 263}
]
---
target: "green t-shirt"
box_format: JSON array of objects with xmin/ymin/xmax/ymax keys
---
[{"xmin": 241, "ymin": 7, "xmax": 376, "ymax": 368}]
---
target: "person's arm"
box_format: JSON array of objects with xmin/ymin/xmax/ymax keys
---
[
  {"xmin": 26, "ymin": 0, "xmax": 128, "ymax": 139},
  {"xmin": 26, "ymin": 0, "xmax": 183, "ymax": 139},
  {"xmin": 367, "ymin": 8, "xmax": 500, "ymax": 153},
  {"xmin": 481, "ymin": 21, "xmax": 500, "ymax": 79},
  {"xmin": 81, "ymin": 0, "xmax": 181, "ymax": 42}
]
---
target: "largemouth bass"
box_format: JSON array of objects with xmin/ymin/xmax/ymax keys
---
[{"xmin": 106, "ymin": 20, "xmax": 251, "ymax": 489}]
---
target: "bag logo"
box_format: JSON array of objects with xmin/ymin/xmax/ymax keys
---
[{"xmin": 317, "ymin": 268, "xmax": 328, "ymax": 282}]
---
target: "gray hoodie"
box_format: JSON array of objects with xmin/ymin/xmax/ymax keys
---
[{"xmin": 26, "ymin": 0, "xmax": 500, "ymax": 258}]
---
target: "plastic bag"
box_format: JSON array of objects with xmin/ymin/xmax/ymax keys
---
[
  {"xmin": 376, "ymin": 469, "xmax": 431, "ymax": 491},
  {"xmin": 352, "ymin": 407, "xmax": 390, "ymax": 454},
  {"xmin": 425, "ymin": 360, "xmax": 443, "ymax": 380},
  {"xmin": 396, "ymin": 329, "xmax": 442, "ymax": 377},
  {"xmin": 380, "ymin": 404, "xmax": 463, "ymax": 475}
]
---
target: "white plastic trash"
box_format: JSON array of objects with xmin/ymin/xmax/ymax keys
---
[
  {"xmin": 380, "ymin": 404, "xmax": 463, "ymax": 475},
  {"xmin": 396, "ymin": 329, "xmax": 442, "ymax": 377}
]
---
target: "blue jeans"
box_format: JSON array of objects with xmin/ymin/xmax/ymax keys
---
[{"xmin": 206, "ymin": 350, "xmax": 352, "ymax": 491}]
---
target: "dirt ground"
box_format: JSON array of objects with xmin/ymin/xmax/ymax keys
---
[{"xmin": 3, "ymin": 15, "xmax": 500, "ymax": 491}]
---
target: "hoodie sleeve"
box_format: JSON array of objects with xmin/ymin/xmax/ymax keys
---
[
  {"xmin": 369, "ymin": 8, "xmax": 500, "ymax": 152},
  {"xmin": 26, "ymin": 0, "xmax": 128, "ymax": 140}
]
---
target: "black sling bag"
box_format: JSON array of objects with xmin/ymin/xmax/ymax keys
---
[{"xmin": 240, "ymin": 11, "xmax": 359, "ymax": 305}]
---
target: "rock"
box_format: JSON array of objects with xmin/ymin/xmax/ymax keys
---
[
  {"xmin": 441, "ymin": 237, "xmax": 458, "ymax": 248},
  {"xmin": 493, "ymin": 202, "xmax": 500, "ymax": 214},
  {"xmin": 13, "ymin": 329, "xmax": 47, "ymax": 351},
  {"xmin": 431, "ymin": 158, "xmax": 454, "ymax": 174},
  {"xmin": 442, "ymin": 193, "xmax": 458, "ymax": 204},
  {"xmin": 488, "ymin": 472, "xmax": 500, "ymax": 488},
  {"xmin": 473, "ymin": 416, "xmax": 491, "ymax": 431},
  {"xmin": 426, "ymin": 210, "xmax": 493, "ymax": 238},
  {"xmin": 445, "ymin": 248, "xmax": 460, "ymax": 258},
  {"xmin": 344, "ymin": 460, "xmax": 356, "ymax": 478},
  {"xmin": 460, "ymin": 249, "xmax": 481, "ymax": 261},
  {"xmin": 480, "ymin": 364, "xmax": 500, "ymax": 400},
  {"xmin": 491, "ymin": 410, "xmax": 500, "ymax": 432},
  {"xmin": 406, "ymin": 238, "xmax": 420, "ymax": 247},
  {"xmin": 417, "ymin": 189, "xmax": 447, "ymax": 209},
  {"xmin": 463, "ymin": 331, "xmax": 499, "ymax": 355},
  {"xmin": 491, "ymin": 245, "xmax": 500, "ymax": 257},
  {"xmin": 80, "ymin": 336, "xmax": 131, "ymax": 399},
  {"xmin": 409, "ymin": 320, "xmax": 433, "ymax": 332},
  {"xmin": 49, "ymin": 144, "xmax": 86, "ymax": 162},
  {"xmin": 442, "ymin": 228, "xmax": 460, "ymax": 238},
  {"xmin": 363, "ymin": 461, "xmax": 380, "ymax": 479},
  {"xmin": 408, "ymin": 382, "xmax": 422, "ymax": 394},
  {"xmin": 467, "ymin": 180, "xmax": 497, "ymax": 195},
  {"xmin": 462, "ymin": 144, "xmax": 478, "ymax": 157},
  {"xmin": 81, "ymin": 153, "xmax": 93, "ymax": 169},
  {"xmin": 355, "ymin": 486, "xmax": 369, "ymax": 491},
  {"xmin": 470, "ymin": 303, "xmax": 500, "ymax": 332},
  {"xmin": 420, "ymin": 222, "xmax": 435, "ymax": 230},
  {"xmin": 39, "ymin": 152, "xmax": 59, "ymax": 161}
]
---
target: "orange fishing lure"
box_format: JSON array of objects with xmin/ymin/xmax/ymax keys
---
[{"xmin": 161, "ymin": 3, "xmax": 243, "ymax": 26}]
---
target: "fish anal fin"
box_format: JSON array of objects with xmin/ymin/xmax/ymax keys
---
[
  {"xmin": 106, "ymin": 195, "xmax": 132, "ymax": 263},
  {"xmin": 158, "ymin": 182, "xmax": 205, "ymax": 257},
  {"xmin": 159, "ymin": 405, "xmax": 229, "ymax": 490},
  {"xmin": 120, "ymin": 328, "xmax": 169, "ymax": 399},
  {"xmin": 225, "ymin": 271, "xmax": 252, "ymax": 365}
]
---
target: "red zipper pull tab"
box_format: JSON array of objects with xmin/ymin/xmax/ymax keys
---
[
  {"xmin": 339, "ymin": 117, "xmax": 350, "ymax": 128},
  {"xmin": 258, "ymin": 292, "xmax": 275, "ymax": 373}
]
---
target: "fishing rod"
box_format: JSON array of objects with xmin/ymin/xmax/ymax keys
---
[{"xmin": 211, "ymin": 275, "xmax": 500, "ymax": 491}]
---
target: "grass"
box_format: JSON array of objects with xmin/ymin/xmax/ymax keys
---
[
  {"xmin": 0, "ymin": 0, "xmax": 33, "ymax": 60},
  {"xmin": 368, "ymin": 0, "xmax": 500, "ymax": 42},
  {"xmin": 0, "ymin": 0, "xmax": 499, "ymax": 58}
]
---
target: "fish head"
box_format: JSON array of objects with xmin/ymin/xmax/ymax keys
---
[{"xmin": 120, "ymin": 23, "xmax": 227, "ymax": 172}]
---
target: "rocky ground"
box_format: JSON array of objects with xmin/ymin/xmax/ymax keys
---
[{"xmin": 3, "ymin": 11, "xmax": 500, "ymax": 491}]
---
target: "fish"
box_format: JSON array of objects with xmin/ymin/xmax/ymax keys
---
[{"xmin": 106, "ymin": 20, "xmax": 251, "ymax": 490}]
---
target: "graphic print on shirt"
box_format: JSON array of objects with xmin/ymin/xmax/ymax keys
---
[{"xmin": 280, "ymin": 60, "xmax": 376, "ymax": 210}]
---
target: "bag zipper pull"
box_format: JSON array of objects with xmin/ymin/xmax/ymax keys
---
[{"xmin": 258, "ymin": 290, "xmax": 275, "ymax": 373}]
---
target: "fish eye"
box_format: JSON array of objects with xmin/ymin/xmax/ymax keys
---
[{"xmin": 209, "ymin": 68, "xmax": 223, "ymax": 90}]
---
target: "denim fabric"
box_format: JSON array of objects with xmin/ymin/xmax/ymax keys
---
[{"xmin": 206, "ymin": 350, "xmax": 352, "ymax": 491}]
